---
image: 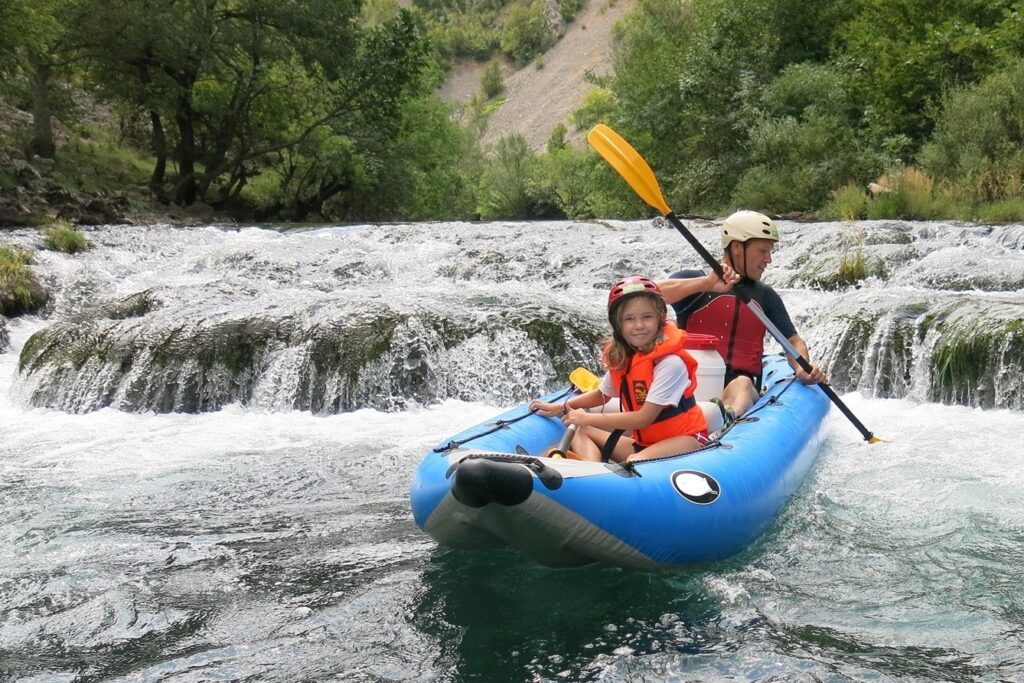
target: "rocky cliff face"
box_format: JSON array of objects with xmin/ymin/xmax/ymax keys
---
[{"xmin": 437, "ymin": 0, "xmax": 634, "ymax": 152}]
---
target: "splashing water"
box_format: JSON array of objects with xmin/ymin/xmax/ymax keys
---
[{"xmin": 1, "ymin": 221, "xmax": 1022, "ymax": 681}]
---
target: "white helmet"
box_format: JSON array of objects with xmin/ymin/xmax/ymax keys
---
[{"xmin": 721, "ymin": 210, "xmax": 779, "ymax": 248}]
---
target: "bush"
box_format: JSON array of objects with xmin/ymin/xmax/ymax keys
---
[
  {"xmin": 919, "ymin": 59, "xmax": 1024, "ymax": 203},
  {"xmin": 500, "ymin": 1, "xmax": 558, "ymax": 66},
  {"xmin": 730, "ymin": 62, "xmax": 882, "ymax": 214},
  {"xmin": 973, "ymin": 197, "xmax": 1024, "ymax": 223},
  {"xmin": 732, "ymin": 113, "xmax": 863, "ymax": 213},
  {"xmin": 43, "ymin": 225, "xmax": 89, "ymax": 253},
  {"xmin": 571, "ymin": 87, "xmax": 614, "ymax": 132},
  {"xmin": 481, "ymin": 60, "xmax": 504, "ymax": 99},
  {"xmin": 477, "ymin": 133, "xmax": 540, "ymax": 219},
  {"xmin": 860, "ymin": 165, "xmax": 962, "ymax": 220},
  {"xmin": 428, "ymin": 13, "xmax": 499, "ymax": 64},
  {"xmin": 821, "ymin": 182, "xmax": 868, "ymax": 220},
  {"xmin": 557, "ymin": 0, "xmax": 586, "ymax": 23},
  {"xmin": 547, "ymin": 123, "xmax": 568, "ymax": 153}
]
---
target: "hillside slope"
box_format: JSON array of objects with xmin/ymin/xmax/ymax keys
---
[{"xmin": 437, "ymin": 0, "xmax": 634, "ymax": 152}]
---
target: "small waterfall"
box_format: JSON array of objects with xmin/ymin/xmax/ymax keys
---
[
  {"xmin": 15, "ymin": 288, "xmax": 604, "ymax": 414},
  {"xmin": 3, "ymin": 220, "xmax": 1024, "ymax": 414},
  {"xmin": 783, "ymin": 219, "xmax": 1024, "ymax": 409}
]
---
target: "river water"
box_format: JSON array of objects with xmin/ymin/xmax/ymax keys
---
[{"xmin": 1, "ymin": 221, "xmax": 1023, "ymax": 681}]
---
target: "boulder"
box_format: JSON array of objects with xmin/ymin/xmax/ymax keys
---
[
  {"xmin": 168, "ymin": 200, "xmax": 216, "ymax": 222},
  {"xmin": 867, "ymin": 182, "xmax": 892, "ymax": 198}
]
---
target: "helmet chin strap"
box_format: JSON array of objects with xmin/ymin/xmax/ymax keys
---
[{"xmin": 727, "ymin": 243, "xmax": 751, "ymax": 280}]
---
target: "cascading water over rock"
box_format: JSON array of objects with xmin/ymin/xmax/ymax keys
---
[{"xmin": 3, "ymin": 219, "xmax": 1023, "ymax": 413}]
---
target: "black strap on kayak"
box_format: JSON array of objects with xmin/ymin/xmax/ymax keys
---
[
  {"xmin": 432, "ymin": 385, "xmax": 575, "ymax": 453},
  {"xmin": 600, "ymin": 429, "xmax": 625, "ymax": 462}
]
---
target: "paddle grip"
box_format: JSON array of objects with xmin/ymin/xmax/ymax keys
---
[{"xmin": 550, "ymin": 424, "xmax": 577, "ymax": 458}]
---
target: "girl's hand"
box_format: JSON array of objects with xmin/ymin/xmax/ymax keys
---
[
  {"xmin": 562, "ymin": 408, "xmax": 591, "ymax": 427},
  {"xmin": 530, "ymin": 400, "xmax": 563, "ymax": 417}
]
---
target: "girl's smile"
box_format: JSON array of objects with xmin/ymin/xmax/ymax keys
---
[{"xmin": 619, "ymin": 297, "xmax": 661, "ymax": 349}]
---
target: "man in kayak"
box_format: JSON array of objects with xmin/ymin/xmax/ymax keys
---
[{"xmin": 658, "ymin": 210, "xmax": 826, "ymax": 425}]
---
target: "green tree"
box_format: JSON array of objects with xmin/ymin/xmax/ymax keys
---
[
  {"xmin": 606, "ymin": 0, "xmax": 857, "ymax": 211},
  {"xmin": 478, "ymin": 133, "xmax": 541, "ymax": 218},
  {"xmin": 546, "ymin": 123, "xmax": 568, "ymax": 153},
  {"xmin": 481, "ymin": 60, "xmax": 505, "ymax": 99},
  {"xmin": 500, "ymin": 1, "xmax": 558, "ymax": 66},
  {"xmin": 836, "ymin": 0, "xmax": 1014, "ymax": 147},
  {"xmin": 732, "ymin": 62, "xmax": 882, "ymax": 212},
  {"xmin": 76, "ymin": 0, "xmax": 431, "ymax": 212},
  {"xmin": 920, "ymin": 58, "xmax": 1024, "ymax": 202},
  {"xmin": 1, "ymin": 0, "xmax": 84, "ymax": 159},
  {"xmin": 338, "ymin": 96, "xmax": 481, "ymax": 220}
]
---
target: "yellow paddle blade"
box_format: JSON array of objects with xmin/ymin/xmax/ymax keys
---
[
  {"xmin": 587, "ymin": 124, "xmax": 671, "ymax": 216},
  {"xmin": 569, "ymin": 367, "xmax": 601, "ymax": 392},
  {"xmin": 868, "ymin": 435, "xmax": 891, "ymax": 444}
]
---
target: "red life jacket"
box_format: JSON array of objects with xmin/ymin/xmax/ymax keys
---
[
  {"xmin": 605, "ymin": 322, "xmax": 708, "ymax": 447},
  {"xmin": 685, "ymin": 294, "xmax": 765, "ymax": 376}
]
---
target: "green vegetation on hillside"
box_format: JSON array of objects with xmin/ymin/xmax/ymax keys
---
[
  {"xmin": 598, "ymin": 0, "xmax": 1024, "ymax": 220},
  {"xmin": 2, "ymin": 0, "xmax": 1024, "ymax": 224}
]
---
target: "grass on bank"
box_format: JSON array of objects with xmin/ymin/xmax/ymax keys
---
[
  {"xmin": 1, "ymin": 121, "xmax": 153, "ymax": 222},
  {"xmin": 821, "ymin": 164, "xmax": 1024, "ymax": 223},
  {"xmin": 51, "ymin": 125, "xmax": 152, "ymax": 193}
]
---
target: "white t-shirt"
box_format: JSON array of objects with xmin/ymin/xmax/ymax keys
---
[{"xmin": 599, "ymin": 355, "xmax": 692, "ymax": 406}]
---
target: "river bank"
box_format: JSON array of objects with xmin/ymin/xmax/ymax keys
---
[{"xmin": 0, "ymin": 149, "xmax": 219, "ymax": 229}]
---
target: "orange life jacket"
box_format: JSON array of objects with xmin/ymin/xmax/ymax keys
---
[{"xmin": 605, "ymin": 322, "xmax": 708, "ymax": 446}]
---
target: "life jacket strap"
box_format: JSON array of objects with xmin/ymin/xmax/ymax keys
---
[{"xmin": 651, "ymin": 393, "xmax": 696, "ymax": 423}]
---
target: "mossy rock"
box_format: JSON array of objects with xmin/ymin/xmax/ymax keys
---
[
  {"xmin": 16, "ymin": 289, "xmax": 605, "ymax": 414},
  {"xmin": 930, "ymin": 316, "xmax": 1024, "ymax": 409}
]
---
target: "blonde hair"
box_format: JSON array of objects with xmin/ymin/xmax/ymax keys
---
[{"xmin": 603, "ymin": 294, "xmax": 667, "ymax": 372}]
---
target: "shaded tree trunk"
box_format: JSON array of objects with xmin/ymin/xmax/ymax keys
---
[
  {"xmin": 27, "ymin": 53, "xmax": 56, "ymax": 159},
  {"xmin": 173, "ymin": 93, "xmax": 198, "ymax": 205},
  {"xmin": 149, "ymin": 109, "xmax": 167, "ymax": 188},
  {"xmin": 289, "ymin": 178, "xmax": 347, "ymax": 221}
]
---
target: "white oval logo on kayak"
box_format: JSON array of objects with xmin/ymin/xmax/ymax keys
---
[{"xmin": 671, "ymin": 470, "xmax": 720, "ymax": 505}]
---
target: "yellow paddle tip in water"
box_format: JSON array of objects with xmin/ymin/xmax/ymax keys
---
[{"xmin": 868, "ymin": 435, "xmax": 891, "ymax": 444}]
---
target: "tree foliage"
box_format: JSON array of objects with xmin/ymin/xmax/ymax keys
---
[
  {"xmin": 836, "ymin": 0, "xmax": 1015, "ymax": 144},
  {"xmin": 596, "ymin": 0, "xmax": 1024, "ymax": 216},
  {"xmin": 8, "ymin": 0, "xmax": 1024, "ymax": 221},
  {"xmin": 500, "ymin": 1, "xmax": 559, "ymax": 66},
  {"xmin": 919, "ymin": 57, "xmax": 1024, "ymax": 202},
  {"xmin": 70, "ymin": 0, "xmax": 434, "ymax": 213}
]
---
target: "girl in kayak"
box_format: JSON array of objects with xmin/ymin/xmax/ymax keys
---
[{"xmin": 531, "ymin": 276, "xmax": 710, "ymax": 462}]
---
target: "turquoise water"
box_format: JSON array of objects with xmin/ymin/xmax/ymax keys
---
[
  {"xmin": 2, "ymin": 220, "xmax": 1023, "ymax": 680},
  {"xmin": 2, "ymin": 370, "xmax": 1022, "ymax": 680}
]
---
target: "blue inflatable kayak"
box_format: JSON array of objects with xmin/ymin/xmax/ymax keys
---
[{"xmin": 409, "ymin": 354, "xmax": 831, "ymax": 569}]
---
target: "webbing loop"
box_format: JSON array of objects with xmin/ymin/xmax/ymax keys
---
[{"xmin": 432, "ymin": 385, "xmax": 575, "ymax": 453}]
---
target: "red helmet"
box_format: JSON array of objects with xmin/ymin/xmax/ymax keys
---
[{"xmin": 607, "ymin": 275, "xmax": 663, "ymax": 309}]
